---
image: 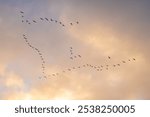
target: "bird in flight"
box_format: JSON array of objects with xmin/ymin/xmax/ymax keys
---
[
  {"xmin": 108, "ymin": 56, "xmax": 111, "ymax": 59},
  {"xmin": 33, "ymin": 20, "xmax": 37, "ymax": 23},
  {"xmin": 20, "ymin": 11, "xmax": 24, "ymax": 14}
]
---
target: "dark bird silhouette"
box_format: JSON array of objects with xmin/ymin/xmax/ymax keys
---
[
  {"xmin": 40, "ymin": 18, "xmax": 44, "ymax": 20},
  {"xmin": 78, "ymin": 55, "xmax": 81, "ymax": 58},
  {"xmin": 26, "ymin": 20, "xmax": 29, "ymax": 23},
  {"xmin": 70, "ymin": 23, "xmax": 73, "ymax": 25},
  {"xmin": 122, "ymin": 61, "xmax": 126, "ymax": 63},
  {"xmin": 108, "ymin": 56, "xmax": 111, "ymax": 59},
  {"xmin": 59, "ymin": 22, "xmax": 62, "ymax": 24},
  {"xmin": 133, "ymin": 58, "xmax": 136, "ymax": 61},
  {"xmin": 117, "ymin": 64, "xmax": 120, "ymax": 66},
  {"xmin": 50, "ymin": 19, "xmax": 53, "ymax": 21},
  {"xmin": 22, "ymin": 20, "xmax": 24, "ymax": 23},
  {"xmin": 62, "ymin": 24, "xmax": 65, "ymax": 27},
  {"xmin": 55, "ymin": 20, "xmax": 57, "ymax": 23},
  {"xmin": 20, "ymin": 11, "xmax": 24, "ymax": 14},
  {"xmin": 76, "ymin": 21, "xmax": 79, "ymax": 24},
  {"xmin": 33, "ymin": 20, "xmax": 37, "ymax": 23},
  {"xmin": 45, "ymin": 18, "xmax": 49, "ymax": 21}
]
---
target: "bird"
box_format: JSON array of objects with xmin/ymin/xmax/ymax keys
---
[
  {"xmin": 20, "ymin": 11, "xmax": 24, "ymax": 14},
  {"xmin": 122, "ymin": 61, "xmax": 126, "ymax": 63},
  {"xmin": 108, "ymin": 56, "xmax": 111, "ymax": 59},
  {"xmin": 22, "ymin": 20, "xmax": 24, "ymax": 23},
  {"xmin": 50, "ymin": 19, "xmax": 53, "ymax": 21},
  {"xmin": 133, "ymin": 58, "xmax": 136, "ymax": 61},
  {"xmin": 113, "ymin": 65, "xmax": 116, "ymax": 67},
  {"xmin": 70, "ymin": 23, "xmax": 73, "ymax": 25},
  {"xmin": 117, "ymin": 64, "xmax": 120, "ymax": 66},
  {"xmin": 45, "ymin": 18, "xmax": 49, "ymax": 21},
  {"xmin": 33, "ymin": 20, "xmax": 37, "ymax": 23},
  {"xmin": 70, "ymin": 57, "xmax": 73, "ymax": 60},
  {"xmin": 62, "ymin": 24, "xmax": 65, "ymax": 27},
  {"xmin": 76, "ymin": 21, "xmax": 79, "ymax": 24},
  {"xmin": 78, "ymin": 55, "xmax": 81, "ymax": 58},
  {"xmin": 55, "ymin": 20, "xmax": 57, "ymax": 23},
  {"xmin": 40, "ymin": 18, "xmax": 44, "ymax": 20},
  {"xmin": 59, "ymin": 22, "xmax": 62, "ymax": 24},
  {"xmin": 68, "ymin": 69, "xmax": 71, "ymax": 71},
  {"xmin": 21, "ymin": 15, "xmax": 24, "ymax": 18},
  {"xmin": 26, "ymin": 20, "xmax": 29, "ymax": 23}
]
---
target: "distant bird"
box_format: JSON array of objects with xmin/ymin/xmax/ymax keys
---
[
  {"xmin": 78, "ymin": 55, "xmax": 81, "ymax": 58},
  {"xmin": 21, "ymin": 15, "xmax": 24, "ymax": 18},
  {"xmin": 128, "ymin": 59, "xmax": 131, "ymax": 61},
  {"xmin": 50, "ymin": 19, "xmax": 53, "ymax": 21},
  {"xmin": 70, "ymin": 57, "xmax": 73, "ymax": 60},
  {"xmin": 122, "ymin": 61, "xmax": 126, "ymax": 63},
  {"xmin": 40, "ymin": 18, "xmax": 44, "ymax": 20},
  {"xmin": 70, "ymin": 23, "xmax": 73, "ymax": 25},
  {"xmin": 113, "ymin": 65, "xmax": 116, "ymax": 67},
  {"xmin": 22, "ymin": 20, "xmax": 24, "ymax": 23},
  {"xmin": 76, "ymin": 21, "xmax": 79, "ymax": 24},
  {"xmin": 33, "ymin": 20, "xmax": 37, "ymax": 23},
  {"xmin": 45, "ymin": 18, "xmax": 49, "ymax": 21},
  {"xmin": 68, "ymin": 69, "xmax": 71, "ymax": 71},
  {"xmin": 70, "ymin": 47, "xmax": 73, "ymax": 49},
  {"xmin": 59, "ymin": 22, "xmax": 62, "ymax": 24},
  {"xmin": 117, "ymin": 64, "xmax": 120, "ymax": 66},
  {"xmin": 55, "ymin": 20, "xmax": 57, "ymax": 23},
  {"xmin": 62, "ymin": 24, "xmax": 65, "ymax": 27},
  {"xmin": 28, "ymin": 22, "xmax": 31, "ymax": 24},
  {"xmin": 26, "ymin": 20, "xmax": 29, "ymax": 23},
  {"xmin": 108, "ymin": 56, "xmax": 111, "ymax": 59},
  {"xmin": 133, "ymin": 58, "xmax": 136, "ymax": 61},
  {"xmin": 20, "ymin": 11, "xmax": 24, "ymax": 14}
]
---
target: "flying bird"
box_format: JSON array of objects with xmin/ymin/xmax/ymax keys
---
[
  {"xmin": 108, "ymin": 56, "xmax": 111, "ymax": 59},
  {"xmin": 33, "ymin": 20, "xmax": 37, "ymax": 23},
  {"xmin": 40, "ymin": 18, "xmax": 44, "ymax": 20},
  {"xmin": 45, "ymin": 18, "xmax": 49, "ymax": 21},
  {"xmin": 133, "ymin": 58, "xmax": 136, "ymax": 61},
  {"xmin": 20, "ymin": 11, "xmax": 24, "ymax": 14}
]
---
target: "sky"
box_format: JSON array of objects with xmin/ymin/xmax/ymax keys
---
[{"xmin": 0, "ymin": 0, "xmax": 150, "ymax": 100}]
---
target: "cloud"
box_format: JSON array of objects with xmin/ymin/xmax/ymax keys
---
[{"xmin": 0, "ymin": 0, "xmax": 150, "ymax": 100}]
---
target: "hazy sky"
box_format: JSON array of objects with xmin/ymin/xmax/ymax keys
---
[{"xmin": 0, "ymin": 0, "xmax": 150, "ymax": 99}]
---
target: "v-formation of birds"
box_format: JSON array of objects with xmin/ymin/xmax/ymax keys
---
[{"xmin": 20, "ymin": 11, "xmax": 136, "ymax": 79}]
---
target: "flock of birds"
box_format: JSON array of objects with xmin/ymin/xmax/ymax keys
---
[
  {"xmin": 19, "ymin": 10, "xmax": 136, "ymax": 79},
  {"xmin": 20, "ymin": 11, "xmax": 79, "ymax": 28},
  {"xmin": 69, "ymin": 47, "xmax": 82, "ymax": 60}
]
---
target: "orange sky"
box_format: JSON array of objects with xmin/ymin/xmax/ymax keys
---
[{"xmin": 0, "ymin": 0, "xmax": 150, "ymax": 100}]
